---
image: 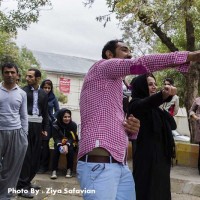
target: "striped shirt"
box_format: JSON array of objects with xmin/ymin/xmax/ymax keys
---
[{"xmin": 78, "ymin": 51, "xmax": 189, "ymax": 163}]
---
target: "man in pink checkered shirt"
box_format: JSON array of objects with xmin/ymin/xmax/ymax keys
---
[{"xmin": 77, "ymin": 39, "xmax": 200, "ymax": 200}]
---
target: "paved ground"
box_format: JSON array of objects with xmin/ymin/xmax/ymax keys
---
[{"xmin": 13, "ymin": 164, "xmax": 200, "ymax": 200}]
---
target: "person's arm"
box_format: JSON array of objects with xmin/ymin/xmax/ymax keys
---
[
  {"xmin": 129, "ymin": 92, "xmax": 164, "ymax": 115},
  {"xmin": 186, "ymin": 50, "xmax": 200, "ymax": 62},
  {"xmin": 129, "ymin": 85, "xmax": 176, "ymax": 115},
  {"xmin": 72, "ymin": 122, "xmax": 78, "ymax": 142},
  {"xmin": 20, "ymin": 92, "xmax": 28, "ymax": 134},
  {"xmin": 53, "ymin": 98, "xmax": 60, "ymax": 121},
  {"xmin": 162, "ymin": 85, "xmax": 177, "ymax": 100},
  {"xmin": 189, "ymin": 99, "xmax": 200, "ymax": 120},
  {"xmin": 52, "ymin": 125, "xmax": 62, "ymax": 145},
  {"xmin": 123, "ymin": 115, "xmax": 140, "ymax": 139},
  {"xmin": 54, "ymin": 98, "xmax": 60, "ymax": 113},
  {"xmin": 98, "ymin": 51, "xmax": 192, "ymax": 79}
]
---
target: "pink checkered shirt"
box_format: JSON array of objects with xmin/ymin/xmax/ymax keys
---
[{"xmin": 78, "ymin": 51, "xmax": 189, "ymax": 163}]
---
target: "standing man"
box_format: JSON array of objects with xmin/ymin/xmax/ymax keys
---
[
  {"xmin": 77, "ymin": 39, "xmax": 200, "ymax": 200},
  {"xmin": 0, "ymin": 63, "xmax": 28, "ymax": 199},
  {"xmin": 17, "ymin": 68, "xmax": 49, "ymax": 198}
]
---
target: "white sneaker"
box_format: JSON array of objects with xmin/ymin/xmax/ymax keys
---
[
  {"xmin": 51, "ymin": 170, "xmax": 57, "ymax": 179},
  {"xmin": 66, "ymin": 169, "xmax": 72, "ymax": 178}
]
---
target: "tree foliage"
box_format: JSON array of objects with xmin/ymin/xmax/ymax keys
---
[
  {"xmin": 0, "ymin": 0, "xmax": 52, "ymax": 33},
  {"xmin": 0, "ymin": 31, "xmax": 67, "ymax": 104},
  {"xmin": 84, "ymin": 0, "xmax": 200, "ymax": 142},
  {"xmin": 0, "ymin": 31, "xmax": 19, "ymax": 65},
  {"xmin": 0, "ymin": 32, "xmax": 43, "ymax": 83}
]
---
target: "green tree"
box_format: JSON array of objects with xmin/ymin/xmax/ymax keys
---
[
  {"xmin": 0, "ymin": 33, "xmax": 67, "ymax": 104},
  {"xmin": 0, "ymin": 0, "xmax": 52, "ymax": 33},
  {"xmin": 0, "ymin": 35, "xmax": 44, "ymax": 84},
  {"xmin": 54, "ymin": 88, "xmax": 68, "ymax": 104},
  {"xmin": 84, "ymin": 0, "xmax": 200, "ymax": 142},
  {"xmin": 0, "ymin": 32, "xmax": 19, "ymax": 65},
  {"xmin": 16, "ymin": 47, "xmax": 44, "ymax": 87}
]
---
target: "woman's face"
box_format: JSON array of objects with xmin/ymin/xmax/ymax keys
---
[
  {"xmin": 147, "ymin": 76, "xmax": 157, "ymax": 96},
  {"xmin": 62, "ymin": 112, "xmax": 71, "ymax": 124},
  {"xmin": 43, "ymin": 83, "xmax": 51, "ymax": 94}
]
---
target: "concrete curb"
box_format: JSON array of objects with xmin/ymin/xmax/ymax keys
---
[
  {"xmin": 171, "ymin": 178, "xmax": 200, "ymax": 197},
  {"xmin": 170, "ymin": 165, "xmax": 200, "ymax": 197}
]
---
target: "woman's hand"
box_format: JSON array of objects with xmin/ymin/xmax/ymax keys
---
[
  {"xmin": 62, "ymin": 145, "xmax": 68, "ymax": 154},
  {"xmin": 162, "ymin": 85, "xmax": 177, "ymax": 100}
]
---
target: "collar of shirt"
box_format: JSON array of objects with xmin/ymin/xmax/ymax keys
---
[
  {"xmin": 30, "ymin": 85, "xmax": 40, "ymax": 91},
  {"xmin": 0, "ymin": 82, "xmax": 19, "ymax": 91}
]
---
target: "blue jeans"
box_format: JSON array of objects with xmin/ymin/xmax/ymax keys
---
[{"xmin": 77, "ymin": 160, "xmax": 136, "ymax": 200}]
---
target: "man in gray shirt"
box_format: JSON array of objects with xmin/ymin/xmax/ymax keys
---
[{"xmin": 0, "ymin": 62, "xmax": 28, "ymax": 199}]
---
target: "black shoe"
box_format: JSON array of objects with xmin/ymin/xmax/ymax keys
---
[
  {"xmin": 18, "ymin": 190, "xmax": 34, "ymax": 198},
  {"xmin": 29, "ymin": 183, "xmax": 41, "ymax": 190}
]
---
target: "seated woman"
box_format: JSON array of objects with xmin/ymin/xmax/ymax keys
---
[
  {"xmin": 50, "ymin": 108, "xmax": 78, "ymax": 179},
  {"xmin": 128, "ymin": 73, "xmax": 176, "ymax": 200}
]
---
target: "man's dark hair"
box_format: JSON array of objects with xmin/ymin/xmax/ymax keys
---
[
  {"xmin": 28, "ymin": 68, "xmax": 41, "ymax": 78},
  {"xmin": 1, "ymin": 62, "xmax": 19, "ymax": 74},
  {"xmin": 164, "ymin": 78, "xmax": 174, "ymax": 85},
  {"xmin": 102, "ymin": 39, "xmax": 124, "ymax": 59}
]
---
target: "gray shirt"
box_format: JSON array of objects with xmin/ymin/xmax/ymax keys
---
[{"xmin": 0, "ymin": 82, "xmax": 28, "ymax": 134}]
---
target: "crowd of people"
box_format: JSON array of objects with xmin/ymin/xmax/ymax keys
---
[
  {"xmin": 0, "ymin": 65, "xmax": 79, "ymax": 199},
  {"xmin": 1, "ymin": 39, "xmax": 200, "ymax": 200}
]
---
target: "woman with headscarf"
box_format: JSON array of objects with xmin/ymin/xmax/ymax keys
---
[
  {"xmin": 189, "ymin": 98, "xmax": 200, "ymax": 175},
  {"xmin": 38, "ymin": 79, "xmax": 59, "ymax": 173},
  {"xmin": 50, "ymin": 108, "xmax": 78, "ymax": 179},
  {"xmin": 128, "ymin": 74, "xmax": 176, "ymax": 200}
]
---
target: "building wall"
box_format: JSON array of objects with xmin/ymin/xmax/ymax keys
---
[
  {"xmin": 45, "ymin": 71, "xmax": 83, "ymax": 125},
  {"xmin": 174, "ymin": 108, "xmax": 190, "ymax": 136}
]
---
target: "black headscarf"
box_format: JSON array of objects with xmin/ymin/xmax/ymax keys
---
[
  {"xmin": 56, "ymin": 108, "xmax": 73, "ymax": 130},
  {"xmin": 131, "ymin": 73, "xmax": 155, "ymax": 99}
]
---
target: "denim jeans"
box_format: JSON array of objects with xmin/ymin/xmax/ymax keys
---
[{"xmin": 77, "ymin": 160, "xmax": 136, "ymax": 200}]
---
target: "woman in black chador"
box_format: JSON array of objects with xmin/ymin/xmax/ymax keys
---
[
  {"xmin": 50, "ymin": 108, "xmax": 78, "ymax": 179},
  {"xmin": 128, "ymin": 74, "xmax": 176, "ymax": 200}
]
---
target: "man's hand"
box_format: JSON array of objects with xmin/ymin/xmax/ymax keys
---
[
  {"xmin": 123, "ymin": 114, "xmax": 140, "ymax": 134},
  {"xmin": 187, "ymin": 51, "xmax": 200, "ymax": 62},
  {"xmin": 42, "ymin": 131, "xmax": 48, "ymax": 136},
  {"xmin": 162, "ymin": 85, "xmax": 177, "ymax": 100}
]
